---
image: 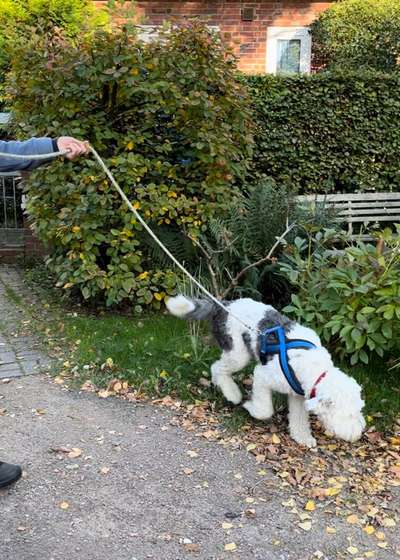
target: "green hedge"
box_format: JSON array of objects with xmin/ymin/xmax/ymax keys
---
[{"xmin": 246, "ymin": 72, "xmax": 400, "ymax": 193}]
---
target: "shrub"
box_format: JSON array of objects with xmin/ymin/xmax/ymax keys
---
[
  {"xmin": 246, "ymin": 72, "xmax": 400, "ymax": 193},
  {"xmin": 310, "ymin": 0, "xmax": 400, "ymax": 72},
  {"xmin": 148, "ymin": 179, "xmax": 337, "ymax": 308},
  {"xmin": 6, "ymin": 21, "xmax": 253, "ymax": 309},
  {"xmin": 280, "ymin": 226, "xmax": 400, "ymax": 365}
]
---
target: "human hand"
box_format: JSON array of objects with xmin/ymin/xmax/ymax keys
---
[{"xmin": 57, "ymin": 136, "xmax": 89, "ymax": 160}]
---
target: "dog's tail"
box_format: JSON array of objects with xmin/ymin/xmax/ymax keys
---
[{"xmin": 166, "ymin": 294, "xmax": 216, "ymax": 321}]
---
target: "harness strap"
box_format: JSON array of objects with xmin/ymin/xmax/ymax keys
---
[{"xmin": 259, "ymin": 326, "xmax": 317, "ymax": 397}]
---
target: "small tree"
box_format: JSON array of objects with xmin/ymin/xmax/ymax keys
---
[{"xmin": 311, "ymin": 0, "xmax": 400, "ymax": 72}]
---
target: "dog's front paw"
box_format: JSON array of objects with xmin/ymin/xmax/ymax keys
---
[
  {"xmin": 291, "ymin": 433, "xmax": 317, "ymax": 448},
  {"xmin": 223, "ymin": 384, "xmax": 243, "ymax": 405},
  {"xmin": 243, "ymin": 400, "xmax": 273, "ymax": 420}
]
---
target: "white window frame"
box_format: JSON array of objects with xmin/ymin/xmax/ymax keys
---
[{"xmin": 266, "ymin": 27, "xmax": 311, "ymax": 74}]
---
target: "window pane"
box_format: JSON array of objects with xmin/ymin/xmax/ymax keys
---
[{"xmin": 277, "ymin": 39, "xmax": 301, "ymax": 73}]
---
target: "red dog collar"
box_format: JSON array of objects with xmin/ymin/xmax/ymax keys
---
[{"xmin": 309, "ymin": 372, "xmax": 327, "ymax": 399}]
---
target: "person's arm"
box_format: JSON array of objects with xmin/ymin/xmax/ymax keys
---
[
  {"xmin": 0, "ymin": 136, "xmax": 89, "ymax": 173},
  {"xmin": 0, "ymin": 137, "xmax": 57, "ymax": 172}
]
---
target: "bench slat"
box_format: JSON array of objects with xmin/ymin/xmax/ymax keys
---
[
  {"xmin": 338, "ymin": 215, "xmax": 400, "ymax": 223},
  {"xmin": 298, "ymin": 193, "xmax": 400, "ymax": 202},
  {"xmin": 339, "ymin": 208, "xmax": 400, "ymax": 217}
]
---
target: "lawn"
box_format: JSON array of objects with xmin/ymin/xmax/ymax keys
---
[{"xmin": 14, "ymin": 267, "xmax": 400, "ymax": 432}]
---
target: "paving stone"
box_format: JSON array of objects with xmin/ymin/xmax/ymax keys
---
[{"xmin": 0, "ymin": 264, "xmax": 53, "ymax": 379}]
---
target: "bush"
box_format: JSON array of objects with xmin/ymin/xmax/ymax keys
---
[
  {"xmin": 148, "ymin": 179, "xmax": 337, "ymax": 308},
  {"xmin": 280, "ymin": 226, "xmax": 400, "ymax": 365},
  {"xmin": 310, "ymin": 0, "xmax": 400, "ymax": 72},
  {"xmin": 6, "ymin": 21, "xmax": 253, "ymax": 309},
  {"xmin": 246, "ymin": 72, "xmax": 400, "ymax": 193}
]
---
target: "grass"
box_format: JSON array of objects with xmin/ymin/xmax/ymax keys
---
[{"xmin": 10, "ymin": 263, "xmax": 400, "ymax": 432}]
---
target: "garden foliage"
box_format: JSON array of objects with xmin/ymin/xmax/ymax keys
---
[
  {"xmin": 310, "ymin": 0, "xmax": 400, "ymax": 72},
  {"xmin": 0, "ymin": 0, "xmax": 107, "ymax": 107},
  {"xmin": 6, "ymin": 22, "xmax": 253, "ymax": 308},
  {"xmin": 281, "ymin": 227, "xmax": 400, "ymax": 365},
  {"xmin": 247, "ymin": 72, "xmax": 400, "ymax": 194}
]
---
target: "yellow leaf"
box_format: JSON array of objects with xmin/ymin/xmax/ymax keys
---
[
  {"xmin": 305, "ymin": 500, "xmax": 316, "ymax": 511},
  {"xmin": 326, "ymin": 527, "xmax": 336, "ymax": 534},
  {"xmin": 363, "ymin": 525, "xmax": 375, "ymax": 535},
  {"xmin": 364, "ymin": 552, "xmax": 374, "ymax": 558},
  {"xmin": 298, "ymin": 521, "xmax": 312, "ymax": 531},
  {"xmin": 246, "ymin": 443, "xmax": 257, "ymax": 452},
  {"xmin": 126, "ymin": 141, "xmax": 134, "ymax": 151},
  {"xmin": 377, "ymin": 542, "xmax": 388, "ymax": 549},
  {"xmin": 326, "ymin": 487, "xmax": 341, "ymax": 496},
  {"xmin": 224, "ymin": 543, "xmax": 237, "ymax": 552},
  {"xmin": 347, "ymin": 514, "xmax": 359, "ymax": 524},
  {"xmin": 59, "ymin": 501, "xmax": 69, "ymax": 510},
  {"xmin": 68, "ymin": 448, "xmax": 82, "ymax": 459},
  {"xmin": 159, "ymin": 370, "xmax": 168, "ymax": 378},
  {"xmin": 154, "ymin": 292, "xmax": 164, "ymax": 301},
  {"xmin": 63, "ymin": 283, "xmax": 73, "ymax": 289},
  {"xmin": 245, "ymin": 497, "xmax": 255, "ymax": 504},
  {"xmin": 137, "ymin": 271, "xmax": 149, "ymax": 281},
  {"xmin": 347, "ymin": 546, "xmax": 359, "ymax": 555},
  {"xmin": 132, "ymin": 201, "xmax": 140, "ymax": 210},
  {"xmin": 271, "ymin": 434, "xmax": 281, "ymax": 444},
  {"xmin": 186, "ymin": 450, "xmax": 198, "ymax": 458},
  {"xmin": 375, "ymin": 531, "xmax": 385, "ymax": 540},
  {"xmin": 382, "ymin": 518, "xmax": 396, "ymax": 528},
  {"xmin": 72, "ymin": 226, "xmax": 80, "ymax": 233}
]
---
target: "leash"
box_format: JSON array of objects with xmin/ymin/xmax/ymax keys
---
[
  {"xmin": 0, "ymin": 145, "xmax": 260, "ymax": 334},
  {"xmin": 1, "ymin": 146, "xmax": 325, "ymax": 397}
]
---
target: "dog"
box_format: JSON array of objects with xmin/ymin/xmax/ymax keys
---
[{"xmin": 166, "ymin": 295, "xmax": 366, "ymax": 447}]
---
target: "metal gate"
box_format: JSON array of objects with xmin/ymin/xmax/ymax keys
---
[{"xmin": 0, "ymin": 172, "xmax": 24, "ymax": 246}]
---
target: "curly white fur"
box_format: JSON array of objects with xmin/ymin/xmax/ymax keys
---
[{"xmin": 167, "ymin": 295, "xmax": 366, "ymax": 448}]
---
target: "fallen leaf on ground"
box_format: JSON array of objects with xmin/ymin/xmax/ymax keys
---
[
  {"xmin": 224, "ymin": 543, "xmax": 237, "ymax": 552},
  {"xmin": 59, "ymin": 501, "xmax": 69, "ymax": 510},
  {"xmin": 305, "ymin": 500, "xmax": 316, "ymax": 511},
  {"xmin": 298, "ymin": 521, "xmax": 312, "ymax": 531},
  {"xmin": 68, "ymin": 448, "xmax": 82, "ymax": 459},
  {"xmin": 100, "ymin": 467, "xmax": 110, "ymax": 475},
  {"xmin": 186, "ymin": 450, "xmax": 199, "ymax": 458}
]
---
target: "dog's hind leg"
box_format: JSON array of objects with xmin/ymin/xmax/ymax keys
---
[
  {"xmin": 243, "ymin": 364, "xmax": 274, "ymax": 420},
  {"xmin": 211, "ymin": 349, "xmax": 250, "ymax": 405},
  {"xmin": 288, "ymin": 394, "xmax": 316, "ymax": 448}
]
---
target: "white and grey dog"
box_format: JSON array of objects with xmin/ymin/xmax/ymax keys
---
[{"xmin": 166, "ymin": 295, "xmax": 366, "ymax": 448}]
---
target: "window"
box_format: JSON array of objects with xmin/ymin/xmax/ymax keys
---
[{"xmin": 266, "ymin": 27, "xmax": 311, "ymax": 74}]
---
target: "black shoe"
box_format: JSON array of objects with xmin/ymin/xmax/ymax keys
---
[{"xmin": 0, "ymin": 461, "xmax": 22, "ymax": 488}]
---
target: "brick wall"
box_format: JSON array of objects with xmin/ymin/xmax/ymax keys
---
[{"xmin": 94, "ymin": 1, "xmax": 332, "ymax": 73}]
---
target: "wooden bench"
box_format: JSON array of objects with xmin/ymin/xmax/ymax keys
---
[{"xmin": 297, "ymin": 192, "xmax": 400, "ymax": 239}]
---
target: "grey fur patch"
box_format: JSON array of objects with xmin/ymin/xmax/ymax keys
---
[
  {"xmin": 185, "ymin": 299, "xmax": 215, "ymax": 321},
  {"xmin": 211, "ymin": 304, "xmax": 233, "ymax": 352},
  {"xmin": 256, "ymin": 309, "xmax": 295, "ymax": 359},
  {"xmin": 242, "ymin": 332, "xmax": 255, "ymax": 360}
]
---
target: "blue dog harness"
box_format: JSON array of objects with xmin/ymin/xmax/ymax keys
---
[{"xmin": 259, "ymin": 326, "xmax": 317, "ymax": 396}]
